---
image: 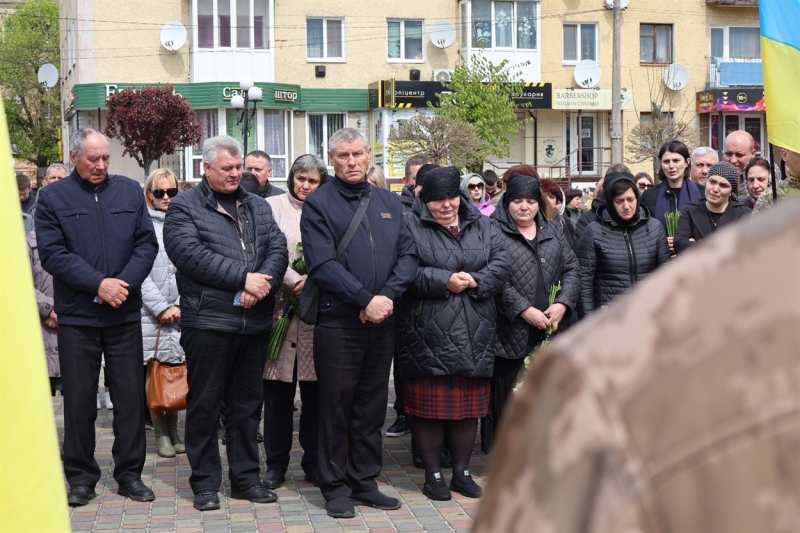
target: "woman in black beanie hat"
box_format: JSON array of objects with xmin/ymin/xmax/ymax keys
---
[
  {"xmin": 396, "ymin": 166, "xmax": 511, "ymax": 501},
  {"xmin": 576, "ymin": 173, "xmax": 670, "ymax": 318},
  {"xmin": 483, "ymin": 173, "xmax": 580, "ymax": 453}
]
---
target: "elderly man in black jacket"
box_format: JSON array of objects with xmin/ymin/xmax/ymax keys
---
[
  {"xmin": 164, "ymin": 135, "xmax": 288, "ymax": 511},
  {"xmin": 35, "ymin": 128, "xmax": 159, "ymax": 507},
  {"xmin": 301, "ymin": 128, "xmax": 418, "ymax": 519}
]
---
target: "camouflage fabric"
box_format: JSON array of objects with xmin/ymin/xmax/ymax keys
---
[
  {"xmin": 473, "ymin": 198, "xmax": 800, "ymax": 533},
  {"xmin": 752, "ymin": 172, "xmax": 800, "ymax": 213}
]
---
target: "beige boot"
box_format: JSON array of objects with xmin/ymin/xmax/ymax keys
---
[
  {"xmin": 153, "ymin": 417, "xmax": 175, "ymax": 458},
  {"xmin": 167, "ymin": 413, "xmax": 186, "ymax": 454}
]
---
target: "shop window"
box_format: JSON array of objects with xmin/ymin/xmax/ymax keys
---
[
  {"xmin": 192, "ymin": 109, "xmax": 219, "ymax": 178},
  {"xmin": 562, "ymin": 23, "xmax": 597, "ymax": 63},
  {"xmin": 263, "ymin": 110, "xmax": 287, "ymax": 178},
  {"xmin": 640, "ymin": 24, "xmax": 673, "ymax": 64},
  {"xmin": 308, "ymin": 113, "xmax": 347, "ymax": 165},
  {"xmin": 387, "ymin": 20, "xmax": 423, "ymax": 61},
  {"xmin": 196, "ymin": 0, "xmax": 270, "ymax": 50},
  {"xmin": 471, "ymin": 0, "xmax": 537, "ymax": 50},
  {"xmin": 307, "ymin": 18, "xmax": 345, "ymax": 60}
]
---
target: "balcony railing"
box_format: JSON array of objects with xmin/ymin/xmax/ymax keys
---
[
  {"xmin": 706, "ymin": 0, "xmax": 758, "ymax": 6},
  {"xmin": 708, "ymin": 57, "xmax": 762, "ymax": 88}
]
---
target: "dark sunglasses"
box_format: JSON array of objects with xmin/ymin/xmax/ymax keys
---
[
  {"xmin": 637, "ymin": 182, "xmax": 653, "ymax": 190},
  {"xmin": 467, "ymin": 183, "xmax": 484, "ymax": 190},
  {"xmin": 152, "ymin": 188, "xmax": 178, "ymax": 199}
]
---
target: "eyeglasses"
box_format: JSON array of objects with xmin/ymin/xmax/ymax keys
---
[
  {"xmin": 151, "ymin": 188, "xmax": 178, "ymax": 199},
  {"xmin": 467, "ymin": 184, "xmax": 484, "ymax": 190},
  {"xmin": 637, "ymin": 182, "xmax": 653, "ymax": 190}
]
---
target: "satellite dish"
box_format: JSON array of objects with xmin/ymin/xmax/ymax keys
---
[
  {"xmin": 160, "ymin": 21, "xmax": 187, "ymax": 52},
  {"xmin": 663, "ymin": 63, "xmax": 690, "ymax": 91},
  {"xmin": 430, "ymin": 20, "xmax": 456, "ymax": 49},
  {"xmin": 574, "ymin": 60, "xmax": 601, "ymax": 88},
  {"xmin": 37, "ymin": 63, "xmax": 58, "ymax": 89},
  {"xmin": 605, "ymin": 0, "xmax": 631, "ymax": 8}
]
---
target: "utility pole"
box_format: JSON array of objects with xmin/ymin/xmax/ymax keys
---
[{"xmin": 610, "ymin": 0, "xmax": 623, "ymax": 164}]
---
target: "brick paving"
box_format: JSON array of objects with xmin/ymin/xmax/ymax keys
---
[{"xmin": 55, "ymin": 379, "xmax": 486, "ymax": 532}]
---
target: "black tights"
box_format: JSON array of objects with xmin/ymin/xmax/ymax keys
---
[{"xmin": 412, "ymin": 416, "xmax": 478, "ymax": 478}]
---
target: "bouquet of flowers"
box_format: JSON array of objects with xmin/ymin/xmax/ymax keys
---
[
  {"xmin": 665, "ymin": 212, "xmax": 681, "ymax": 237},
  {"xmin": 267, "ymin": 242, "xmax": 307, "ymax": 360},
  {"xmin": 520, "ymin": 282, "xmax": 562, "ymax": 378}
]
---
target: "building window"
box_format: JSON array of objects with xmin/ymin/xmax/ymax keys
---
[
  {"xmin": 307, "ymin": 18, "xmax": 345, "ymax": 60},
  {"xmin": 562, "ymin": 23, "xmax": 597, "ymax": 63},
  {"xmin": 308, "ymin": 113, "xmax": 346, "ymax": 164},
  {"xmin": 388, "ymin": 20, "xmax": 423, "ymax": 61},
  {"xmin": 471, "ymin": 0, "xmax": 537, "ymax": 50},
  {"xmin": 263, "ymin": 110, "xmax": 287, "ymax": 178},
  {"xmin": 640, "ymin": 24, "xmax": 673, "ymax": 64},
  {"xmin": 711, "ymin": 26, "xmax": 760, "ymax": 60},
  {"xmin": 196, "ymin": 0, "xmax": 270, "ymax": 50},
  {"xmin": 192, "ymin": 109, "xmax": 219, "ymax": 178}
]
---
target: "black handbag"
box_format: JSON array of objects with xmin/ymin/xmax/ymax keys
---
[{"xmin": 297, "ymin": 189, "xmax": 372, "ymax": 324}]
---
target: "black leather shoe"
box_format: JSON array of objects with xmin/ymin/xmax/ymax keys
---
[
  {"xmin": 193, "ymin": 490, "xmax": 220, "ymax": 511},
  {"xmin": 303, "ymin": 466, "xmax": 321, "ymax": 487},
  {"xmin": 67, "ymin": 485, "xmax": 96, "ymax": 507},
  {"xmin": 351, "ymin": 490, "xmax": 401, "ymax": 510},
  {"xmin": 386, "ymin": 414, "xmax": 410, "ymax": 437},
  {"xmin": 263, "ymin": 470, "xmax": 285, "ymax": 489},
  {"xmin": 231, "ymin": 483, "xmax": 278, "ymax": 503},
  {"xmin": 118, "ymin": 480, "xmax": 155, "ymax": 502},
  {"xmin": 326, "ymin": 495, "xmax": 355, "ymax": 518}
]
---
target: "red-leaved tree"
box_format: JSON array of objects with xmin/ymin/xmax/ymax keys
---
[{"xmin": 104, "ymin": 85, "xmax": 202, "ymax": 178}]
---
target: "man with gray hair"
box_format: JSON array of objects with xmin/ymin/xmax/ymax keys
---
[
  {"xmin": 690, "ymin": 146, "xmax": 718, "ymax": 185},
  {"xmin": 163, "ymin": 135, "xmax": 288, "ymax": 511},
  {"xmin": 301, "ymin": 128, "xmax": 418, "ymax": 518},
  {"xmin": 35, "ymin": 128, "xmax": 159, "ymax": 507}
]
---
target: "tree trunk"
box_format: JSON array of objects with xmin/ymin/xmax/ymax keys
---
[{"xmin": 143, "ymin": 158, "xmax": 153, "ymax": 180}]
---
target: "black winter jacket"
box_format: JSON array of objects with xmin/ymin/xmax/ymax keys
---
[
  {"xmin": 491, "ymin": 207, "xmax": 579, "ymax": 360},
  {"xmin": 35, "ymin": 170, "xmax": 158, "ymax": 327},
  {"xmin": 577, "ymin": 207, "xmax": 670, "ymax": 317},
  {"xmin": 395, "ymin": 193, "xmax": 512, "ymax": 379},
  {"xmin": 400, "ymin": 184, "xmax": 415, "ymax": 213},
  {"xmin": 574, "ymin": 194, "xmax": 605, "ymax": 242},
  {"xmin": 300, "ymin": 177, "xmax": 418, "ymax": 329},
  {"xmin": 674, "ymin": 199, "xmax": 750, "ymax": 255},
  {"xmin": 163, "ymin": 179, "xmax": 288, "ymax": 335}
]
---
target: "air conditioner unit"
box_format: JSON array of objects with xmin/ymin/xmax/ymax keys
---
[{"xmin": 432, "ymin": 69, "xmax": 454, "ymax": 83}]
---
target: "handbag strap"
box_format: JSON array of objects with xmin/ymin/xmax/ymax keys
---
[
  {"xmin": 154, "ymin": 323, "xmax": 162, "ymax": 354},
  {"xmin": 335, "ymin": 188, "xmax": 372, "ymax": 260}
]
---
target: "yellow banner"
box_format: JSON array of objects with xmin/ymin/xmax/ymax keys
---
[{"xmin": 0, "ymin": 101, "xmax": 70, "ymax": 531}]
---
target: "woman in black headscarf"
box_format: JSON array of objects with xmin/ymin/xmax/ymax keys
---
[
  {"xmin": 576, "ymin": 173, "xmax": 670, "ymax": 318},
  {"xmin": 483, "ymin": 174, "xmax": 579, "ymax": 453},
  {"xmin": 396, "ymin": 166, "xmax": 511, "ymax": 502}
]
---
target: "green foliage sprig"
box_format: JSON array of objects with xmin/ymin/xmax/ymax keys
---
[{"xmin": 665, "ymin": 212, "xmax": 681, "ymax": 237}]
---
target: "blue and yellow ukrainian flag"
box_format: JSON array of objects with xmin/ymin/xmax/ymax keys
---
[{"xmin": 761, "ymin": 0, "xmax": 800, "ymax": 154}]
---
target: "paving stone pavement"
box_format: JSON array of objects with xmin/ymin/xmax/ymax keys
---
[{"xmin": 55, "ymin": 379, "xmax": 487, "ymax": 532}]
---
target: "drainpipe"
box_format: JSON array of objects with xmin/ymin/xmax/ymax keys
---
[
  {"xmin": 528, "ymin": 110, "xmax": 538, "ymax": 167},
  {"xmin": 97, "ymin": 108, "xmax": 101, "ymax": 129}
]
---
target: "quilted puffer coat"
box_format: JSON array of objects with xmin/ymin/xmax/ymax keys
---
[
  {"xmin": 262, "ymin": 194, "xmax": 316, "ymax": 382},
  {"xmin": 141, "ymin": 208, "xmax": 184, "ymax": 364},
  {"xmin": 491, "ymin": 207, "xmax": 579, "ymax": 360},
  {"xmin": 27, "ymin": 231, "xmax": 59, "ymax": 378},
  {"xmin": 395, "ymin": 193, "xmax": 512, "ymax": 379},
  {"xmin": 163, "ymin": 179, "xmax": 288, "ymax": 335},
  {"xmin": 577, "ymin": 206, "xmax": 670, "ymax": 318}
]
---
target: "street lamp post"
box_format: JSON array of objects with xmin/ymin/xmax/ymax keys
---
[{"xmin": 230, "ymin": 80, "xmax": 263, "ymax": 159}]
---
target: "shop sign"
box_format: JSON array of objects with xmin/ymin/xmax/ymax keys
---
[
  {"xmin": 541, "ymin": 138, "xmax": 559, "ymax": 165},
  {"xmin": 273, "ymin": 89, "xmax": 298, "ymax": 103},
  {"xmin": 371, "ymin": 80, "xmax": 552, "ymax": 109},
  {"xmin": 553, "ymin": 89, "xmax": 634, "ymax": 110},
  {"xmin": 511, "ymin": 83, "xmax": 552, "ymax": 109},
  {"xmin": 695, "ymin": 88, "xmax": 765, "ymax": 113}
]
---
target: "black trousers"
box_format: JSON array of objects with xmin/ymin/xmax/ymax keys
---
[
  {"xmin": 181, "ymin": 327, "xmax": 268, "ymax": 493},
  {"xmin": 392, "ymin": 354, "xmax": 405, "ymax": 415},
  {"xmin": 481, "ymin": 356, "xmax": 525, "ymax": 454},
  {"xmin": 314, "ymin": 324, "xmax": 394, "ymax": 501},
  {"xmin": 59, "ymin": 322, "xmax": 146, "ymax": 487},
  {"xmin": 262, "ymin": 361, "xmax": 319, "ymax": 474}
]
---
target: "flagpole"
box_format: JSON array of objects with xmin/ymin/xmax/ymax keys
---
[{"xmin": 769, "ymin": 142, "xmax": 778, "ymax": 204}]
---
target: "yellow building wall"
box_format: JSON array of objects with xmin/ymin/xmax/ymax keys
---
[{"xmin": 273, "ymin": 0, "xmax": 459, "ymax": 88}]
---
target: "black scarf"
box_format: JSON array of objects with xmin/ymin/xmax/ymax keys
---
[{"xmin": 603, "ymin": 175, "xmax": 641, "ymax": 227}]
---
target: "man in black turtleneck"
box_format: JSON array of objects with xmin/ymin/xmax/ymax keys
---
[
  {"xmin": 301, "ymin": 128, "xmax": 418, "ymax": 519},
  {"xmin": 164, "ymin": 135, "xmax": 289, "ymax": 511}
]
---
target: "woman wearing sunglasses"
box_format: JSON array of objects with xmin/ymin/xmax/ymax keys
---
[
  {"xmin": 635, "ymin": 172, "xmax": 653, "ymax": 192},
  {"xmin": 460, "ymin": 173, "xmax": 495, "ymax": 216},
  {"xmin": 140, "ymin": 168, "xmax": 185, "ymax": 457}
]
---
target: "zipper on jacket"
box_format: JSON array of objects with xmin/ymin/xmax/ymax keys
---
[
  {"xmin": 623, "ymin": 229, "xmax": 638, "ymax": 287},
  {"xmin": 361, "ymin": 202, "xmax": 378, "ymax": 294},
  {"xmin": 95, "ymin": 192, "xmax": 108, "ymax": 276},
  {"xmin": 218, "ymin": 205, "xmax": 250, "ymax": 333}
]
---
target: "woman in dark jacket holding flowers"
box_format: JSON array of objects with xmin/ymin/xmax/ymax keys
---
[
  {"xmin": 396, "ymin": 166, "xmax": 511, "ymax": 502},
  {"xmin": 261, "ymin": 154, "xmax": 327, "ymax": 489},
  {"xmin": 483, "ymin": 174, "xmax": 579, "ymax": 453}
]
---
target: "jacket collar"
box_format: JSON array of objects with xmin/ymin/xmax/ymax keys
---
[
  {"xmin": 197, "ymin": 177, "xmax": 251, "ymax": 209},
  {"xmin": 331, "ymin": 175, "xmax": 370, "ymax": 199},
  {"xmin": 417, "ymin": 189, "xmax": 482, "ymax": 226},
  {"xmin": 599, "ymin": 204, "xmax": 650, "ymax": 228},
  {"xmin": 70, "ymin": 168, "xmax": 109, "ymax": 193},
  {"xmin": 491, "ymin": 204, "xmax": 554, "ymax": 241}
]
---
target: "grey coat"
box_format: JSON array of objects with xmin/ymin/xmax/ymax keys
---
[
  {"xmin": 141, "ymin": 208, "xmax": 184, "ymax": 364},
  {"xmin": 27, "ymin": 231, "xmax": 59, "ymax": 378}
]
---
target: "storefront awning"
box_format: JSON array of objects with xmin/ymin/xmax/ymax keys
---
[{"xmin": 696, "ymin": 88, "xmax": 765, "ymax": 113}]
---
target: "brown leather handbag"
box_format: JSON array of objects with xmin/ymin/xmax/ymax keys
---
[{"xmin": 146, "ymin": 324, "xmax": 188, "ymax": 411}]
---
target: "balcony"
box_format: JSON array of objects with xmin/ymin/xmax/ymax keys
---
[
  {"xmin": 706, "ymin": 0, "xmax": 758, "ymax": 5},
  {"xmin": 708, "ymin": 57, "xmax": 762, "ymax": 88}
]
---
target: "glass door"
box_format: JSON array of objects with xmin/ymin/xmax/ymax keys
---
[{"xmin": 569, "ymin": 113, "xmax": 599, "ymax": 174}]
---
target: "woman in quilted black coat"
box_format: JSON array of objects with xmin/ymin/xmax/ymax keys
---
[
  {"xmin": 396, "ymin": 167, "xmax": 511, "ymax": 502},
  {"xmin": 483, "ymin": 174, "xmax": 579, "ymax": 453},
  {"xmin": 577, "ymin": 173, "xmax": 670, "ymax": 318}
]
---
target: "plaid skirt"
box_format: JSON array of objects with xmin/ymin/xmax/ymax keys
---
[{"xmin": 404, "ymin": 375, "xmax": 490, "ymax": 420}]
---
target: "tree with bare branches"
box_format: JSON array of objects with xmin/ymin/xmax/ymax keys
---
[{"xmin": 388, "ymin": 114, "xmax": 488, "ymax": 170}]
